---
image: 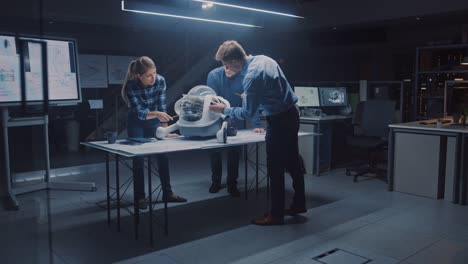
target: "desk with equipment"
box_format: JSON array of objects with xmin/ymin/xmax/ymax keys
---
[
  {"xmin": 295, "ymin": 86, "xmax": 352, "ymax": 176},
  {"xmin": 387, "ymin": 118, "xmax": 468, "ymax": 205},
  {"xmin": 82, "ymin": 130, "xmax": 317, "ymax": 246}
]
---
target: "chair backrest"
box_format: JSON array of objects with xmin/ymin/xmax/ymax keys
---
[
  {"xmin": 360, "ymin": 99, "xmax": 396, "ymax": 138},
  {"xmin": 352, "ymin": 101, "xmax": 365, "ymax": 135},
  {"xmin": 352, "ymin": 101, "xmax": 365, "ymax": 125}
]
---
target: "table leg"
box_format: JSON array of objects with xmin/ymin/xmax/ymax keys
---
[
  {"xmin": 106, "ymin": 153, "xmax": 110, "ymax": 227},
  {"xmin": 315, "ymin": 122, "xmax": 321, "ymax": 176},
  {"xmin": 256, "ymin": 143, "xmax": 259, "ymax": 195},
  {"xmin": 134, "ymin": 158, "xmax": 139, "ymax": 240},
  {"xmin": 453, "ymin": 134, "xmax": 462, "ymax": 204},
  {"xmin": 460, "ymin": 135, "xmax": 466, "ymax": 205},
  {"xmin": 387, "ymin": 128, "xmax": 395, "ymax": 191},
  {"xmin": 164, "ymin": 201, "xmax": 168, "ymax": 235},
  {"xmin": 148, "ymin": 156, "xmax": 154, "ymax": 246},
  {"xmin": 116, "ymin": 155, "xmax": 120, "ymax": 231},
  {"xmin": 244, "ymin": 145, "xmax": 248, "ymax": 200}
]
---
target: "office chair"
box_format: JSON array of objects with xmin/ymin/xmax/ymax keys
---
[{"xmin": 345, "ymin": 100, "xmax": 396, "ymax": 182}]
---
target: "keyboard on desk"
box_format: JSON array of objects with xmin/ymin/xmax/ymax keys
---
[
  {"xmin": 322, "ymin": 115, "xmax": 338, "ymax": 118},
  {"xmin": 320, "ymin": 114, "xmax": 351, "ymax": 119}
]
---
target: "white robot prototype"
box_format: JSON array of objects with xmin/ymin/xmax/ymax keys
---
[{"xmin": 155, "ymin": 85, "xmax": 231, "ymax": 143}]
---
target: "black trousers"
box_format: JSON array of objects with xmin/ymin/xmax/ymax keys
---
[
  {"xmin": 210, "ymin": 147, "xmax": 241, "ymax": 187},
  {"xmin": 132, "ymin": 155, "xmax": 172, "ymax": 200},
  {"xmin": 127, "ymin": 114, "xmax": 173, "ymax": 200},
  {"xmin": 266, "ymin": 105, "xmax": 305, "ymax": 218}
]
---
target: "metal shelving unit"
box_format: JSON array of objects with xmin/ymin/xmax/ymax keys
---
[{"xmin": 414, "ymin": 44, "xmax": 468, "ymax": 120}]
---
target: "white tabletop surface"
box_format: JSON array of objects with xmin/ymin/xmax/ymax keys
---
[
  {"xmin": 300, "ymin": 114, "xmax": 352, "ymax": 121},
  {"xmin": 389, "ymin": 118, "xmax": 468, "ymax": 133},
  {"xmin": 82, "ymin": 130, "xmax": 318, "ymax": 157}
]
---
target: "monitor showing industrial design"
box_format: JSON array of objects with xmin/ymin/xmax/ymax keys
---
[
  {"xmin": 20, "ymin": 36, "xmax": 81, "ymax": 104},
  {"xmin": 0, "ymin": 34, "xmax": 22, "ymax": 105},
  {"xmin": 294, "ymin": 86, "xmax": 320, "ymax": 107},
  {"xmin": 319, "ymin": 87, "xmax": 348, "ymax": 106}
]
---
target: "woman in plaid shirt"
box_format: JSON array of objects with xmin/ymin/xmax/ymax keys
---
[{"xmin": 122, "ymin": 56, "xmax": 187, "ymax": 208}]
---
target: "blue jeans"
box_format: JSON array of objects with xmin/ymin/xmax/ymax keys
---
[{"xmin": 127, "ymin": 113, "xmax": 173, "ymax": 199}]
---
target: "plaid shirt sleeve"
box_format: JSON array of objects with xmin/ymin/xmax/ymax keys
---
[{"xmin": 127, "ymin": 82, "xmax": 150, "ymax": 120}]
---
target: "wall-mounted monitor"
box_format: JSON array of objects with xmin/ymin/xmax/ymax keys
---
[
  {"xmin": 295, "ymin": 86, "xmax": 320, "ymax": 107},
  {"xmin": 319, "ymin": 87, "xmax": 348, "ymax": 107},
  {"xmin": 20, "ymin": 36, "xmax": 81, "ymax": 105},
  {"xmin": 0, "ymin": 34, "xmax": 22, "ymax": 105}
]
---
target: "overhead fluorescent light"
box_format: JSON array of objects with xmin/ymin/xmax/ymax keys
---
[
  {"xmin": 193, "ymin": 0, "xmax": 304, "ymax": 18},
  {"xmin": 121, "ymin": 1, "xmax": 261, "ymax": 28}
]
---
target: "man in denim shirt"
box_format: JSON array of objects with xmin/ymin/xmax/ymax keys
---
[
  {"xmin": 210, "ymin": 41, "xmax": 306, "ymax": 225},
  {"xmin": 207, "ymin": 66, "xmax": 265, "ymax": 197}
]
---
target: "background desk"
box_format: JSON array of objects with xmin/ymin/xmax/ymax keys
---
[
  {"xmin": 387, "ymin": 121, "xmax": 468, "ymax": 205},
  {"xmin": 300, "ymin": 115, "xmax": 352, "ymax": 176}
]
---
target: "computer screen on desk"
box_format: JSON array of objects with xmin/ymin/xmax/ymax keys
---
[
  {"xmin": 294, "ymin": 86, "xmax": 320, "ymax": 107},
  {"xmin": 319, "ymin": 87, "xmax": 348, "ymax": 107}
]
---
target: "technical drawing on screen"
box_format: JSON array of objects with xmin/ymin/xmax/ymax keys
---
[
  {"xmin": 0, "ymin": 35, "xmax": 21, "ymax": 105},
  {"xmin": 0, "ymin": 34, "xmax": 81, "ymax": 106},
  {"xmin": 295, "ymin": 86, "xmax": 320, "ymax": 107}
]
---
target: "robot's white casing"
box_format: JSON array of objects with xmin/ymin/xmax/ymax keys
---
[{"xmin": 156, "ymin": 86, "xmax": 230, "ymax": 143}]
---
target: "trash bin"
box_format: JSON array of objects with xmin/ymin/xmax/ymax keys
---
[{"xmin": 65, "ymin": 120, "xmax": 80, "ymax": 152}]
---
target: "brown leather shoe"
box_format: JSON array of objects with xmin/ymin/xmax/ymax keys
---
[
  {"xmin": 163, "ymin": 194, "xmax": 187, "ymax": 203},
  {"xmin": 252, "ymin": 214, "xmax": 284, "ymax": 226},
  {"xmin": 284, "ymin": 207, "xmax": 307, "ymax": 216}
]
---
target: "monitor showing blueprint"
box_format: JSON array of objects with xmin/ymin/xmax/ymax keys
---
[
  {"xmin": 19, "ymin": 36, "xmax": 81, "ymax": 104},
  {"xmin": 0, "ymin": 34, "xmax": 22, "ymax": 105},
  {"xmin": 294, "ymin": 86, "xmax": 320, "ymax": 107}
]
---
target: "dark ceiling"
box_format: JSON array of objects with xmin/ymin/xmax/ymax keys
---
[{"xmin": 2, "ymin": 0, "xmax": 468, "ymax": 33}]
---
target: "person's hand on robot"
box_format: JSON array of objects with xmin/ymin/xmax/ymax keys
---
[
  {"xmin": 166, "ymin": 133, "xmax": 179, "ymax": 138},
  {"xmin": 253, "ymin": 128, "xmax": 265, "ymax": 134},
  {"xmin": 155, "ymin": 111, "xmax": 173, "ymax": 122},
  {"xmin": 209, "ymin": 102, "xmax": 226, "ymax": 114}
]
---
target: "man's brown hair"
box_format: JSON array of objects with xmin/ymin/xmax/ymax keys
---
[{"xmin": 215, "ymin": 40, "xmax": 248, "ymax": 63}]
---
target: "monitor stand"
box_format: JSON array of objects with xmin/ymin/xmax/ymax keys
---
[{"xmin": 1, "ymin": 107, "xmax": 96, "ymax": 210}]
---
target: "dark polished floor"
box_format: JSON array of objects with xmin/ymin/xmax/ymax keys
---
[{"xmin": 2, "ymin": 150, "xmax": 468, "ymax": 264}]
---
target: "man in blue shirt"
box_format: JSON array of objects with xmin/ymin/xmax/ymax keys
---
[
  {"xmin": 207, "ymin": 66, "xmax": 265, "ymax": 197},
  {"xmin": 210, "ymin": 41, "xmax": 306, "ymax": 226}
]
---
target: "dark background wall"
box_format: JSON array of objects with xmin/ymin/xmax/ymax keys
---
[
  {"xmin": 1, "ymin": 0, "xmax": 468, "ymax": 172},
  {"xmin": 2, "ymin": 1, "xmax": 468, "ymax": 85}
]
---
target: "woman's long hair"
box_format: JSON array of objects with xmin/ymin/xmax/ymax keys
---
[{"xmin": 121, "ymin": 56, "xmax": 156, "ymax": 105}]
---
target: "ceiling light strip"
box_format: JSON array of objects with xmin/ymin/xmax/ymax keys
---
[
  {"xmin": 193, "ymin": 0, "xmax": 304, "ymax": 18},
  {"xmin": 121, "ymin": 1, "xmax": 261, "ymax": 28}
]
